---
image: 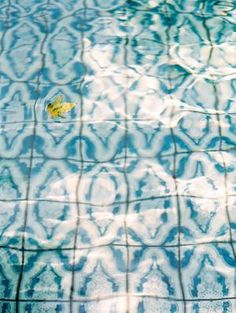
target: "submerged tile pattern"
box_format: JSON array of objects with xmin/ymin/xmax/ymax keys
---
[{"xmin": 0, "ymin": 0, "xmax": 236, "ymax": 312}]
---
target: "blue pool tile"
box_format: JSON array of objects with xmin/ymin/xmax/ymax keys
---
[
  {"xmin": 129, "ymin": 247, "xmax": 183, "ymax": 298},
  {"xmin": 0, "ymin": 160, "xmax": 29, "ymax": 200},
  {"xmin": 34, "ymin": 123, "xmax": 82, "ymax": 159},
  {"xmin": 0, "ymin": 123, "xmax": 34, "ymax": 158},
  {"xmin": 127, "ymin": 158, "xmax": 176, "ymax": 200},
  {"xmin": 215, "ymin": 243, "xmax": 236, "ymax": 268},
  {"xmin": 29, "ymin": 159, "xmax": 81, "ymax": 202},
  {"xmin": 25, "ymin": 201, "xmax": 77, "ymax": 250},
  {"xmin": 175, "ymin": 152, "xmax": 226, "ymax": 198},
  {"xmin": 80, "ymin": 121, "xmax": 126, "ymax": 162},
  {"xmin": 41, "ymin": 28, "xmax": 85, "ymax": 86},
  {"xmin": 172, "ymin": 112, "xmax": 220, "ymax": 152},
  {"xmin": 0, "ymin": 201, "xmax": 25, "ymax": 248},
  {"xmin": 76, "ymin": 204, "xmax": 126, "ymax": 248},
  {"xmin": 0, "ymin": 19, "xmax": 44, "ymax": 82},
  {"xmin": 0, "ymin": 82, "xmax": 36, "ymax": 123},
  {"xmin": 20, "ymin": 251, "xmax": 73, "ymax": 301},
  {"xmin": 127, "ymin": 197, "xmax": 178, "ymax": 246},
  {"xmin": 78, "ymin": 161, "xmax": 128, "ymax": 204},
  {"xmin": 0, "ymin": 248, "xmax": 21, "ymax": 299},
  {"xmin": 73, "ymin": 247, "xmax": 127, "ymax": 300},
  {"xmin": 0, "ymin": 123, "xmax": 34, "ymax": 159},
  {"xmin": 128, "ymin": 121, "xmax": 174, "ymax": 158},
  {"xmin": 179, "ymin": 196, "xmax": 230, "ymax": 244},
  {"xmin": 181, "ymin": 244, "xmax": 235, "ymax": 301}
]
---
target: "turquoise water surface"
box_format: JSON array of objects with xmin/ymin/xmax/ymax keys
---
[{"xmin": 0, "ymin": 0, "xmax": 236, "ymax": 312}]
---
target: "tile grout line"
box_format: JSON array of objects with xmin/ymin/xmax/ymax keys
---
[
  {"xmin": 200, "ymin": 3, "xmax": 236, "ymax": 307},
  {"xmin": 0, "ymin": 294, "xmax": 236, "ymax": 304},
  {"xmin": 0, "ymin": 239, "xmax": 235, "ymax": 253},
  {"xmin": 14, "ymin": 2, "xmax": 50, "ymax": 312},
  {"xmin": 2, "ymin": 146, "xmax": 236, "ymax": 164},
  {"xmin": 0, "ymin": 0, "xmax": 11, "ymax": 56},
  {"xmin": 202, "ymin": 3, "xmax": 236, "ymax": 302},
  {"xmin": 163, "ymin": 1, "xmax": 187, "ymax": 312},
  {"xmin": 123, "ymin": 25, "xmax": 131, "ymax": 313},
  {"xmin": 1, "ymin": 192, "xmax": 236, "ymax": 205},
  {"xmin": 68, "ymin": 1, "xmax": 87, "ymax": 312}
]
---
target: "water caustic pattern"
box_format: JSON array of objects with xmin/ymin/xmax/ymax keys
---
[{"xmin": 0, "ymin": 0, "xmax": 236, "ymax": 312}]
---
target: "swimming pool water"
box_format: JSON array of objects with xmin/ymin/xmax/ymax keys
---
[{"xmin": 0, "ymin": 0, "xmax": 236, "ymax": 312}]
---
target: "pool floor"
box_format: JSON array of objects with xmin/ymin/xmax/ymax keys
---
[{"xmin": 0, "ymin": 0, "xmax": 236, "ymax": 312}]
